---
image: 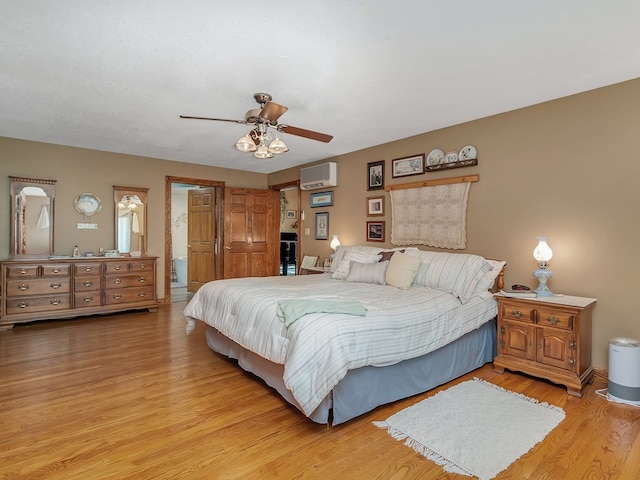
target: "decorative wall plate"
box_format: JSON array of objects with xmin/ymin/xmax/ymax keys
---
[
  {"xmin": 459, "ymin": 145, "xmax": 478, "ymax": 160},
  {"xmin": 74, "ymin": 193, "xmax": 102, "ymax": 216},
  {"xmin": 426, "ymin": 148, "xmax": 445, "ymax": 166},
  {"xmin": 445, "ymin": 151, "xmax": 459, "ymax": 163}
]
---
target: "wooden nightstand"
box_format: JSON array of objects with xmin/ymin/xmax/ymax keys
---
[{"xmin": 493, "ymin": 294, "xmax": 596, "ymax": 397}]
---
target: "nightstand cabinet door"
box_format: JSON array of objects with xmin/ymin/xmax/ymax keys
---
[{"xmin": 494, "ymin": 295, "xmax": 596, "ymax": 397}]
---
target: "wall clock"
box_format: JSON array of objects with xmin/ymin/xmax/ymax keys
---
[{"xmin": 74, "ymin": 193, "xmax": 102, "ymax": 217}]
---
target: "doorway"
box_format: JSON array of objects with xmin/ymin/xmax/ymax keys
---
[
  {"xmin": 165, "ymin": 176, "xmax": 223, "ymax": 304},
  {"xmin": 271, "ymin": 181, "xmax": 300, "ymax": 275}
]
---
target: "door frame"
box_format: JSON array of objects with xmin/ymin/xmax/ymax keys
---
[
  {"xmin": 165, "ymin": 176, "xmax": 224, "ymax": 304},
  {"xmin": 270, "ymin": 180, "xmax": 301, "ymax": 274}
]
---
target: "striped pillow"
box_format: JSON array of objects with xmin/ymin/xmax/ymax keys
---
[
  {"xmin": 345, "ymin": 260, "xmax": 389, "ymax": 285},
  {"xmin": 332, "ymin": 250, "xmax": 381, "ymax": 280}
]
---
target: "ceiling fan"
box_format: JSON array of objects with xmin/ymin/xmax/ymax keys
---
[{"xmin": 180, "ymin": 92, "xmax": 333, "ymax": 158}]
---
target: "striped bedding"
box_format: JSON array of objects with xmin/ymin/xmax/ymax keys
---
[{"xmin": 184, "ymin": 273, "xmax": 497, "ymax": 416}]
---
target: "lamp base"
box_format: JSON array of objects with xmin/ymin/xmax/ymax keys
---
[{"xmin": 533, "ymin": 267, "xmax": 553, "ymax": 296}]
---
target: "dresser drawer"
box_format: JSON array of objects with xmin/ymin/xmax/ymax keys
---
[
  {"xmin": 6, "ymin": 265, "xmax": 38, "ymax": 278},
  {"xmin": 104, "ymin": 286, "xmax": 155, "ymax": 305},
  {"xmin": 74, "ymin": 276, "xmax": 101, "ymax": 291},
  {"xmin": 6, "ymin": 294, "xmax": 71, "ymax": 315},
  {"xmin": 500, "ymin": 301, "xmax": 536, "ymax": 323},
  {"xmin": 105, "ymin": 262, "xmax": 129, "ymax": 274},
  {"xmin": 104, "ymin": 274, "xmax": 154, "ymax": 289},
  {"xmin": 536, "ymin": 307, "xmax": 573, "ymax": 330},
  {"xmin": 74, "ymin": 263, "xmax": 102, "ymax": 275},
  {"xmin": 42, "ymin": 264, "xmax": 71, "ymax": 276},
  {"xmin": 74, "ymin": 292, "xmax": 102, "ymax": 308},
  {"xmin": 6, "ymin": 278, "xmax": 71, "ymax": 296},
  {"xmin": 130, "ymin": 261, "xmax": 154, "ymax": 273}
]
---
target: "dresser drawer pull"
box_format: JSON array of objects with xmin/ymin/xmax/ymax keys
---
[
  {"xmin": 50, "ymin": 298, "xmax": 61, "ymax": 306},
  {"xmin": 139, "ymin": 264, "xmax": 146, "ymax": 270},
  {"xmin": 17, "ymin": 302, "xmax": 28, "ymax": 309},
  {"xmin": 113, "ymin": 278, "xmax": 122, "ymax": 285},
  {"xmin": 114, "ymin": 265, "xmax": 122, "ymax": 271},
  {"xmin": 138, "ymin": 277, "xmax": 146, "ymax": 283},
  {"xmin": 50, "ymin": 282, "xmax": 62, "ymax": 289},
  {"xmin": 511, "ymin": 310, "xmax": 522, "ymax": 318},
  {"xmin": 19, "ymin": 268, "xmax": 28, "ymax": 275},
  {"xmin": 83, "ymin": 281, "xmax": 93, "ymax": 287},
  {"xmin": 113, "ymin": 294, "xmax": 121, "ymax": 300},
  {"xmin": 18, "ymin": 283, "xmax": 29, "ymax": 291},
  {"xmin": 52, "ymin": 267, "xmax": 60, "ymax": 273},
  {"xmin": 85, "ymin": 266, "xmax": 93, "ymax": 272},
  {"xmin": 138, "ymin": 292, "xmax": 146, "ymax": 297},
  {"xmin": 84, "ymin": 296, "xmax": 93, "ymax": 303},
  {"xmin": 546, "ymin": 316, "xmax": 560, "ymax": 325}
]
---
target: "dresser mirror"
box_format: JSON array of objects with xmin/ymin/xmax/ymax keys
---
[
  {"xmin": 9, "ymin": 176, "xmax": 57, "ymax": 259},
  {"xmin": 114, "ymin": 185, "xmax": 148, "ymax": 255}
]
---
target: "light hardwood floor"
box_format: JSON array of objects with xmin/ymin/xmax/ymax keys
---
[{"xmin": 1, "ymin": 302, "xmax": 639, "ymax": 479}]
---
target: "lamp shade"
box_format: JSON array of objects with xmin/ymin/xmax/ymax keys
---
[
  {"xmin": 330, "ymin": 235, "xmax": 340, "ymax": 251},
  {"xmin": 533, "ymin": 237, "xmax": 553, "ymax": 263},
  {"xmin": 235, "ymin": 134, "xmax": 257, "ymax": 152},
  {"xmin": 268, "ymin": 136, "xmax": 289, "ymax": 154},
  {"xmin": 253, "ymin": 143, "xmax": 274, "ymax": 159}
]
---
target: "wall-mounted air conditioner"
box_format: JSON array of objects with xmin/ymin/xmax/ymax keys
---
[{"xmin": 300, "ymin": 162, "xmax": 338, "ymax": 190}]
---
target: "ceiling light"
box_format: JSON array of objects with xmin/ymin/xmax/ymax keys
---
[
  {"xmin": 235, "ymin": 133, "xmax": 257, "ymax": 152},
  {"xmin": 268, "ymin": 136, "xmax": 289, "ymax": 154},
  {"xmin": 253, "ymin": 142, "xmax": 274, "ymax": 159}
]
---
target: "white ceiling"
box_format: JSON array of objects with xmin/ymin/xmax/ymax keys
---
[{"xmin": 2, "ymin": 1, "xmax": 640, "ymax": 174}]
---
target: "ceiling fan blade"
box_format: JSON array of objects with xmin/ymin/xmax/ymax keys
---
[
  {"xmin": 278, "ymin": 125, "xmax": 333, "ymax": 143},
  {"xmin": 259, "ymin": 102, "xmax": 288, "ymax": 123},
  {"xmin": 179, "ymin": 115, "xmax": 248, "ymax": 124}
]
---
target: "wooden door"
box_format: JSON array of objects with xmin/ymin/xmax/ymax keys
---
[
  {"xmin": 187, "ymin": 188, "xmax": 216, "ymax": 292},
  {"xmin": 223, "ymin": 188, "xmax": 280, "ymax": 278}
]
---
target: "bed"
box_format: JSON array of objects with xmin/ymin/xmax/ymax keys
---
[{"xmin": 184, "ymin": 246, "xmax": 505, "ymax": 425}]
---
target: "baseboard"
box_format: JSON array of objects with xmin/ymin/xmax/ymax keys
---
[{"xmin": 593, "ymin": 367, "xmax": 607, "ymax": 383}]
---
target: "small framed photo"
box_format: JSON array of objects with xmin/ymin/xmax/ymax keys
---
[
  {"xmin": 310, "ymin": 190, "xmax": 333, "ymax": 208},
  {"xmin": 367, "ymin": 160, "xmax": 385, "ymax": 190},
  {"xmin": 392, "ymin": 154, "xmax": 425, "ymax": 178},
  {"xmin": 286, "ymin": 210, "xmax": 296, "ymax": 219},
  {"xmin": 315, "ymin": 212, "xmax": 329, "ymax": 240},
  {"xmin": 366, "ymin": 221, "xmax": 385, "ymax": 242},
  {"xmin": 366, "ymin": 196, "xmax": 384, "ymax": 216}
]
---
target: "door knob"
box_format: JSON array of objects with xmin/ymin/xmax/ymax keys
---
[{"xmin": 225, "ymin": 245, "xmax": 232, "ymax": 250}]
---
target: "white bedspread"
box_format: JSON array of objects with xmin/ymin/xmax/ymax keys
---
[{"xmin": 183, "ymin": 274, "xmax": 497, "ymax": 416}]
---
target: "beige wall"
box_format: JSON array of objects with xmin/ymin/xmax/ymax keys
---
[
  {"xmin": 0, "ymin": 137, "xmax": 268, "ymax": 299},
  {"xmin": 3, "ymin": 77, "xmax": 640, "ymax": 369},
  {"xmin": 269, "ymin": 77, "xmax": 640, "ymax": 370}
]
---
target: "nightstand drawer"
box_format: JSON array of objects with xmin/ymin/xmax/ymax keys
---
[
  {"xmin": 537, "ymin": 307, "xmax": 573, "ymax": 329},
  {"xmin": 500, "ymin": 302, "xmax": 536, "ymax": 323}
]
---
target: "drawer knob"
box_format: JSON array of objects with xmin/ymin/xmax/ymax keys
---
[
  {"xmin": 17, "ymin": 301, "xmax": 28, "ymax": 309},
  {"xmin": 50, "ymin": 299, "xmax": 60, "ymax": 306},
  {"xmin": 113, "ymin": 294, "xmax": 121, "ymax": 300},
  {"xmin": 50, "ymin": 282, "xmax": 62, "ymax": 289},
  {"xmin": 53, "ymin": 268, "xmax": 60, "ymax": 273},
  {"xmin": 511, "ymin": 310, "xmax": 522, "ymax": 318},
  {"xmin": 85, "ymin": 266, "xmax": 92, "ymax": 272},
  {"xmin": 84, "ymin": 296, "xmax": 93, "ymax": 303},
  {"xmin": 114, "ymin": 265, "xmax": 122, "ymax": 271},
  {"xmin": 139, "ymin": 264, "xmax": 146, "ymax": 270},
  {"xmin": 113, "ymin": 278, "xmax": 122, "ymax": 285},
  {"xmin": 18, "ymin": 283, "xmax": 29, "ymax": 291},
  {"xmin": 19, "ymin": 269, "xmax": 27, "ymax": 275},
  {"xmin": 138, "ymin": 277, "xmax": 146, "ymax": 283},
  {"xmin": 138, "ymin": 292, "xmax": 146, "ymax": 297},
  {"xmin": 83, "ymin": 281, "xmax": 93, "ymax": 287},
  {"xmin": 546, "ymin": 316, "xmax": 560, "ymax": 325}
]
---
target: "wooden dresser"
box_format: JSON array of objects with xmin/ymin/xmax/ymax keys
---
[
  {"xmin": 0, "ymin": 256, "xmax": 158, "ymax": 329},
  {"xmin": 493, "ymin": 294, "xmax": 596, "ymax": 397}
]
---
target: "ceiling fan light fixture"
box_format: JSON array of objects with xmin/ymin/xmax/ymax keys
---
[
  {"xmin": 253, "ymin": 143, "xmax": 273, "ymax": 159},
  {"xmin": 235, "ymin": 134, "xmax": 257, "ymax": 152},
  {"xmin": 268, "ymin": 136, "xmax": 289, "ymax": 154}
]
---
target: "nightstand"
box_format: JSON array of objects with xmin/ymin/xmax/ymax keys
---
[
  {"xmin": 299, "ymin": 266, "xmax": 329, "ymax": 275},
  {"xmin": 493, "ymin": 294, "xmax": 596, "ymax": 397}
]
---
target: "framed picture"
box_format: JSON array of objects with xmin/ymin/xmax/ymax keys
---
[
  {"xmin": 367, "ymin": 160, "xmax": 385, "ymax": 190},
  {"xmin": 286, "ymin": 210, "xmax": 296, "ymax": 219},
  {"xmin": 366, "ymin": 221, "xmax": 385, "ymax": 242},
  {"xmin": 315, "ymin": 212, "xmax": 329, "ymax": 240},
  {"xmin": 392, "ymin": 154, "xmax": 425, "ymax": 178},
  {"xmin": 366, "ymin": 196, "xmax": 384, "ymax": 216},
  {"xmin": 310, "ymin": 190, "xmax": 333, "ymax": 208}
]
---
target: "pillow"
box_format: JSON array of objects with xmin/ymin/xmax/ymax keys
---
[
  {"xmin": 385, "ymin": 252, "xmax": 422, "ymax": 289},
  {"xmin": 329, "ymin": 245, "xmax": 352, "ymax": 273},
  {"xmin": 473, "ymin": 260, "xmax": 506, "ymax": 295},
  {"xmin": 377, "ymin": 249, "xmax": 404, "ymax": 262},
  {"xmin": 412, "ymin": 252, "xmax": 492, "ymax": 302},
  {"xmin": 331, "ymin": 250, "xmax": 380, "ymax": 280},
  {"xmin": 345, "ymin": 260, "xmax": 389, "ymax": 285}
]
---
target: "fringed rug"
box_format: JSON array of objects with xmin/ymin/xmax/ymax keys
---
[{"xmin": 374, "ymin": 378, "xmax": 565, "ymax": 480}]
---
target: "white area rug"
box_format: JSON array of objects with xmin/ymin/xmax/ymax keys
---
[{"xmin": 374, "ymin": 378, "xmax": 565, "ymax": 480}]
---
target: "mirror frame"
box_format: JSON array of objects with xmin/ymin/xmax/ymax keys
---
[
  {"xmin": 9, "ymin": 176, "xmax": 57, "ymax": 260},
  {"xmin": 113, "ymin": 185, "xmax": 149, "ymax": 255}
]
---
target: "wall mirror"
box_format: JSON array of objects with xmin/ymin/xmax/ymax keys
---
[
  {"xmin": 9, "ymin": 176, "xmax": 57, "ymax": 259},
  {"xmin": 114, "ymin": 185, "xmax": 148, "ymax": 255}
]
